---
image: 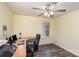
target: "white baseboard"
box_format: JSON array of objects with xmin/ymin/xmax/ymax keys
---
[{"xmin": 54, "ymin": 43, "xmax": 79, "ymax": 56}]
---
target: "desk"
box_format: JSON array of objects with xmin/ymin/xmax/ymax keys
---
[
  {"xmin": 13, "ymin": 37, "xmax": 34, "ymax": 57},
  {"xmin": 13, "ymin": 44, "xmax": 26, "ymax": 57},
  {"xmin": 21, "ymin": 37, "xmax": 35, "ymax": 40}
]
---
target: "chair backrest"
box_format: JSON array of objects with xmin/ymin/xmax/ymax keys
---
[
  {"xmin": 34, "ymin": 34, "xmax": 41, "ymax": 45},
  {"xmin": 12, "ymin": 35, "xmax": 17, "ymax": 42}
]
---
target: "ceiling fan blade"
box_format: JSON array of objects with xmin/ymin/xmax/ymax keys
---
[
  {"xmin": 38, "ymin": 12, "xmax": 44, "ymax": 16},
  {"xmin": 54, "ymin": 10, "xmax": 66, "ymax": 12},
  {"xmin": 51, "ymin": 2, "xmax": 57, "ymax": 5},
  {"xmin": 32, "ymin": 8, "xmax": 43, "ymax": 10}
]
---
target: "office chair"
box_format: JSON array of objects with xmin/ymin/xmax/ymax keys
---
[
  {"xmin": 0, "ymin": 36, "xmax": 17, "ymax": 57},
  {"xmin": 26, "ymin": 34, "xmax": 41, "ymax": 57}
]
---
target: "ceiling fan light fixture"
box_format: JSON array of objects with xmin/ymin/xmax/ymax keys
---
[
  {"xmin": 49, "ymin": 12, "xmax": 54, "ymax": 15},
  {"xmin": 44, "ymin": 12, "xmax": 48, "ymax": 16},
  {"xmin": 44, "ymin": 11, "xmax": 54, "ymax": 17},
  {"xmin": 47, "ymin": 14, "xmax": 50, "ymax": 17}
]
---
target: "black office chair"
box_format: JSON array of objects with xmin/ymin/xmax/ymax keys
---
[
  {"xmin": 26, "ymin": 34, "xmax": 41, "ymax": 57},
  {"xmin": 0, "ymin": 36, "xmax": 17, "ymax": 57},
  {"xmin": 34, "ymin": 34, "xmax": 41, "ymax": 51},
  {"xmin": 0, "ymin": 44, "xmax": 17, "ymax": 57}
]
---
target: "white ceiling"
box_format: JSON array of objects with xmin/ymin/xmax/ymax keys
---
[{"xmin": 6, "ymin": 2, "xmax": 79, "ymax": 17}]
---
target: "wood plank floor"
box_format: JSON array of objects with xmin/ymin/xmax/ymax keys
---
[{"xmin": 34, "ymin": 43, "xmax": 77, "ymax": 57}]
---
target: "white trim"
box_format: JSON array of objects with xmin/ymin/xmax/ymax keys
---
[{"xmin": 54, "ymin": 43, "xmax": 79, "ymax": 56}]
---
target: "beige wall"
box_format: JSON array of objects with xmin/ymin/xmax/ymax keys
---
[
  {"xmin": 0, "ymin": 3, "xmax": 13, "ymax": 39},
  {"xmin": 53, "ymin": 9, "xmax": 79, "ymax": 56},
  {"xmin": 1, "ymin": 2, "xmax": 79, "ymax": 56},
  {"xmin": 13, "ymin": 14, "xmax": 55, "ymax": 45}
]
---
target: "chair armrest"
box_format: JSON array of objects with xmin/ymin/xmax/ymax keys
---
[
  {"xmin": 27, "ymin": 42, "xmax": 34, "ymax": 46},
  {"xmin": 26, "ymin": 39, "xmax": 35, "ymax": 45},
  {"xmin": 26, "ymin": 45, "xmax": 35, "ymax": 52},
  {"xmin": 26, "ymin": 39, "xmax": 34, "ymax": 42}
]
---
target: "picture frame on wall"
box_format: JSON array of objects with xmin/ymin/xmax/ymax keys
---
[{"xmin": 3, "ymin": 25, "xmax": 7, "ymax": 37}]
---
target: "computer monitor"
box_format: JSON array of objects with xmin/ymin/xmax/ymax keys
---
[{"xmin": 12, "ymin": 35, "xmax": 17, "ymax": 42}]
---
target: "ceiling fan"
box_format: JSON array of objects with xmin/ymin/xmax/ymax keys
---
[{"xmin": 32, "ymin": 2, "xmax": 66, "ymax": 17}]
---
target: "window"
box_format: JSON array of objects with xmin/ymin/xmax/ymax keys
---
[{"xmin": 43, "ymin": 22, "xmax": 50, "ymax": 37}]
